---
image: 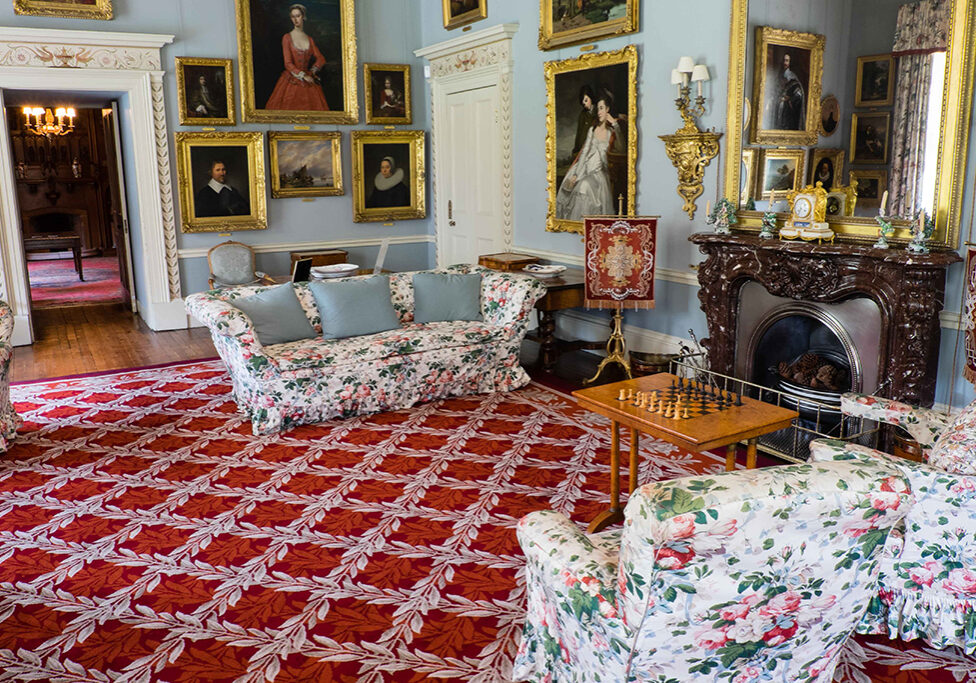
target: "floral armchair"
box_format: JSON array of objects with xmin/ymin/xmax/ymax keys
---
[
  {"xmin": 808, "ymin": 391, "xmax": 976, "ymax": 654},
  {"xmin": 0, "ymin": 301, "xmax": 19, "ymax": 451},
  {"xmin": 513, "ymin": 459, "xmax": 911, "ymax": 683}
]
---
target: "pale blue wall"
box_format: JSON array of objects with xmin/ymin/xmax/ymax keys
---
[{"xmin": 0, "ymin": 0, "xmax": 434, "ymax": 300}]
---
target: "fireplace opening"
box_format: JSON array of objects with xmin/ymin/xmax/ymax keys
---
[
  {"xmin": 751, "ymin": 312, "xmax": 855, "ymax": 429},
  {"xmin": 29, "ymin": 212, "xmax": 79, "ymax": 235}
]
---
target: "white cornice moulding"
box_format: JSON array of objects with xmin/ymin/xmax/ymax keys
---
[
  {"xmin": 512, "ymin": 245, "xmax": 700, "ymax": 287},
  {"xmin": 177, "ymin": 234, "xmax": 436, "ymax": 260},
  {"xmin": 414, "ymin": 23, "xmax": 519, "ymax": 61},
  {"xmin": 0, "ymin": 27, "xmax": 174, "ymax": 49}
]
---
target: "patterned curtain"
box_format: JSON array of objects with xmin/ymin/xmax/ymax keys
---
[{"xmin": 887, "ymin": 0, "xmax": 950, "ymax": 217}]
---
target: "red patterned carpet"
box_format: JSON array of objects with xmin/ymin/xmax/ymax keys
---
[
  {"xmin": 27, "ymin": 256, "xmax": 126, "ymax": 308},
  {"xmin": 0, "ymin": 360, "xmax": 971, "ymax": 682}
]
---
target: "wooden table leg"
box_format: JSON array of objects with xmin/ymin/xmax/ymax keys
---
[
  {"xmin": 538, "ymin": 309, "xmax": 557, "ymax": 373},
  {"xmin": 726, "ymin": 443, "xmax": 737, "ymax": 471},
  {"xmin": 588, "ymin": 420, "xmax": 624, "ymax": 533},
  {"xmin": 73, "ymin": 241, "xmax": 84, "ymax": 281},
  {"xmin": 746, "ymin": 438, "xmax": 758, "ymax": 469},
  {"xmin": 629, "ymin": 428, "xmax": 639, "ymax": 493}
]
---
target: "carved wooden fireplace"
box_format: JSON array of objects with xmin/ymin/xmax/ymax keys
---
[{"xmin": 690, "ymin": 233, "xmax": 962, "ymax": 407}]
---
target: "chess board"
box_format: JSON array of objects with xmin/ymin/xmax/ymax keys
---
[{"xmin": 615, "ymin": 379, "xmax": 741, "ymax": 421}]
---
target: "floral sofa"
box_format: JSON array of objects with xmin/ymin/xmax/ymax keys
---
[
  {"xmin": 513, "ymin": 458, "xmax": 911, "ymax": 683},
  {"xmin": 0, "ymin": 301, "xmax": 19, "ymax": 451},
  {"xmin": 185, "ymin": 265, "xmax": 546, "ymax": 435},
  {"xmin": 810, "ymin": 391, "xmax": 976, "ymax": 654}
]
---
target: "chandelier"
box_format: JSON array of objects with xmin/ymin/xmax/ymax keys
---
[{"xmin": 22, "ymin": 106, "xmax": 76, "ymax": 137}]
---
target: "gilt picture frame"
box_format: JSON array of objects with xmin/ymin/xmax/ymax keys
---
[
  {"xmin": 850, "ymin": 112, "xmax": 890, "ymax": 164},
  {"xmin": 758, "ymin": 148, "xmax": 805, "ymax": 199},
  {"xmin": 545, "ymin": 45, "xmax": 638, "ymax": 234},
  {"xmin": 809, "ymin": 148, "xmax": 845, "ymax": 191},
  {"xmin": 364, "ymin": 63, "xmax": 411, "ymax": 125},
  {"xmin": 235, "ymin": 0, "xmax": 358, "ymax": 125},
  {"xmin": 849, "ymin": 168, "xmax": 887, "ymax": 210},
  {"xmin": 539, "ymin": 0, "xmax": 639, "ymax": 50},
  {"xmin": 176, "ymin": 131, "xmax": 267, "ymax": 233},
  {"xmin": 442, "ymin": 0, "xmax": 486, "ymax": 30},
  {"xmin": 351, "ymin": 130, "xmax": 426, "ymax": 223},
  {"xmin": 269, "ymin": 131, "xmax": 343, "ymax": 199},
  {"xmin": 176, "ymin": 57, "xmax": 235, "ymax": 127},
  {"xmin": 13, "ymin": 0, "xmax": 112, "ymax": 19},
  {"xmin": 752, "ymin": 26, "xmax": 825, "ymax": 146},
  {"xmin": 855, "ymin": 53, "xmax": 894, "ymax": 107}
]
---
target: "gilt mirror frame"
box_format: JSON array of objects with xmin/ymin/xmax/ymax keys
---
[{"xmin": 723, "ymin": 0, "xmax": 975, "ymax": 248}]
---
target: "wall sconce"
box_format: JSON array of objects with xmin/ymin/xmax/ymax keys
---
[
  {"xmin": 23, "ymin": 106, "xmax": 75, "ymax": 138},
  {"xmin": 659, "ymin": 57, "xmax": 722, "ymax": 220}
]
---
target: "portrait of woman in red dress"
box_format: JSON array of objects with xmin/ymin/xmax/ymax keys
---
[{"xmin": 265, "ymin": 3, "xmax": 329, "ymax": 111}]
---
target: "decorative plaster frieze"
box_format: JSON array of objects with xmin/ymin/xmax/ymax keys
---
[
  {"xmin": 429, "ymin": 41, "xmax": 512, "ymax": 78},
  {"xmin": 0, "ymin": 44, "xmax": 161, "ymax": 70}
]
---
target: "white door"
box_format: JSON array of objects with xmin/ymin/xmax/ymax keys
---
[{"xmin": 439, "ymin": 84, "xmax": 504, "ymax": 266}]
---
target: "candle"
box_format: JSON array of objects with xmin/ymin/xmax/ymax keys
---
[
  {"xmin": 697, "ymin": 80, "xmax": 703, "ymax": 97},
  {"xmin": 880, "ymin": 191, "xmax": 888, "ymax": 215},
  {"xmin": 918, "ymin": 211, "xmax": 925, "ymax": 233},
  {"xmin": 706, "ymin": 200, "xmax": 712, "ymax": 217}
]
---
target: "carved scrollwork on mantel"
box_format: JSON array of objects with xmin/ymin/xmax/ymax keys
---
[{"xmin": 689, "ymin": 232, "xmax": 962, "ymax": 406}]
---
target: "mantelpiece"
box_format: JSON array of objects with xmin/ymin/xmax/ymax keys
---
[{"xmin": 690, "ymin": 233, "xmax": 962, "ymax": 406}]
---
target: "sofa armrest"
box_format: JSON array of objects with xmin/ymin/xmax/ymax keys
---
[
  {"xmin": 478, "ymin": 269, "xmax": 548, "ymax": 331},
  {"xmin": 811, "ymin": 439, "xmax": 976, "ymax": 574},
  {"xmin": 517, "ymin": 510, "xmax": 618, "ymax": 594},
  {"xmin": 184, "ymin": 292, "xmax": 267, "ymax": 364},
  {"xmin": 842, "ymin": 393, "xmax": 948, "ymax": 448}
]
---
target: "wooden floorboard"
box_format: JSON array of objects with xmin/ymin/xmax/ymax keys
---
[{"xmin": 11, "ymin": 304, "xmax": 216, "ymax": 382}]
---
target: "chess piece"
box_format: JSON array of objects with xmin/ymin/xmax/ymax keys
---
[
  {"xmin": 618, "ymin": 389, "xmax": 627, "ymax": 401},
  {"xmin": 683, "ymin": 407, "xmax": 690, "ymax": 419}
]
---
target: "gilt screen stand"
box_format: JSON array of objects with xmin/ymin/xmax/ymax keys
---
[{"xmin": 582, "ymin": 213, "xmax": 659, "ymax": 385}]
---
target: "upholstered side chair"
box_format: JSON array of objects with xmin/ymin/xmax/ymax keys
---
[
  {"xmin": 206, "ymin": 240, "xmax": 275, "ymax": 290},
  {"xmin": 0, "ymin": 301, "xmax": 20, "ymax": 451},
  {"xmin": 513, "ymin": 458, "xmax": 911, "ymax": 683},
  {"xmin": 808, "ymin": 391, "xmax": 976, "ymax": 654}
]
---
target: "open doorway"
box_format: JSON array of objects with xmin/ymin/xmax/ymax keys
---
[{"xmin": 5, "ymin": 92, "xmax": 135, "ymax": 335}]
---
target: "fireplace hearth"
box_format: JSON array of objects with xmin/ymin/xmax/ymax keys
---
[{"xmin": 691, "ymin": 233, "xmax": 961, "ymax": 407}]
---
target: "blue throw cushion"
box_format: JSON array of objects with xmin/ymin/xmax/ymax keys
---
[
  {"xmin": 309, "ymin": 276, "xmax": 401, "ymax": 340},
  {"xmin": 413, "ymin": 273, "xmax": 483, "ymax": 323},
  {"xmin": 229, "ymin": 284, "xmax": 316, "ymax": 346}
]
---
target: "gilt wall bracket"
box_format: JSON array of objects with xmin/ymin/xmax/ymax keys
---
[{"xmin": 659, "ymin": 121, "xmax": 721, "ymax": 221}]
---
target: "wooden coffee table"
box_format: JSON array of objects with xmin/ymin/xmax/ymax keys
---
[{"xmin": 573, "ymin": 373, "xmax": 798, "ymax": 532}]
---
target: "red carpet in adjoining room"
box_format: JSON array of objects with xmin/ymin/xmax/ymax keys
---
[
  {"xmin": 27, "ymin": 256, "xmax": 126, "ymax": 308},
  {"xmin": 0, "ymin": 360, "xmax": 972, "ymax": 682}
]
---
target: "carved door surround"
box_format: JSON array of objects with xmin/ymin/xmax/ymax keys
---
[
  {"xmin": 0, "ymin": 27, "xmax": 180, "ymax": 344},
  {"xmin": 416, "ymin": 23, "xmax": 518, "ymax": 265},
  {"xmin": 690, "ymin": 233, "xmax": 962, "ymax": 406}
]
